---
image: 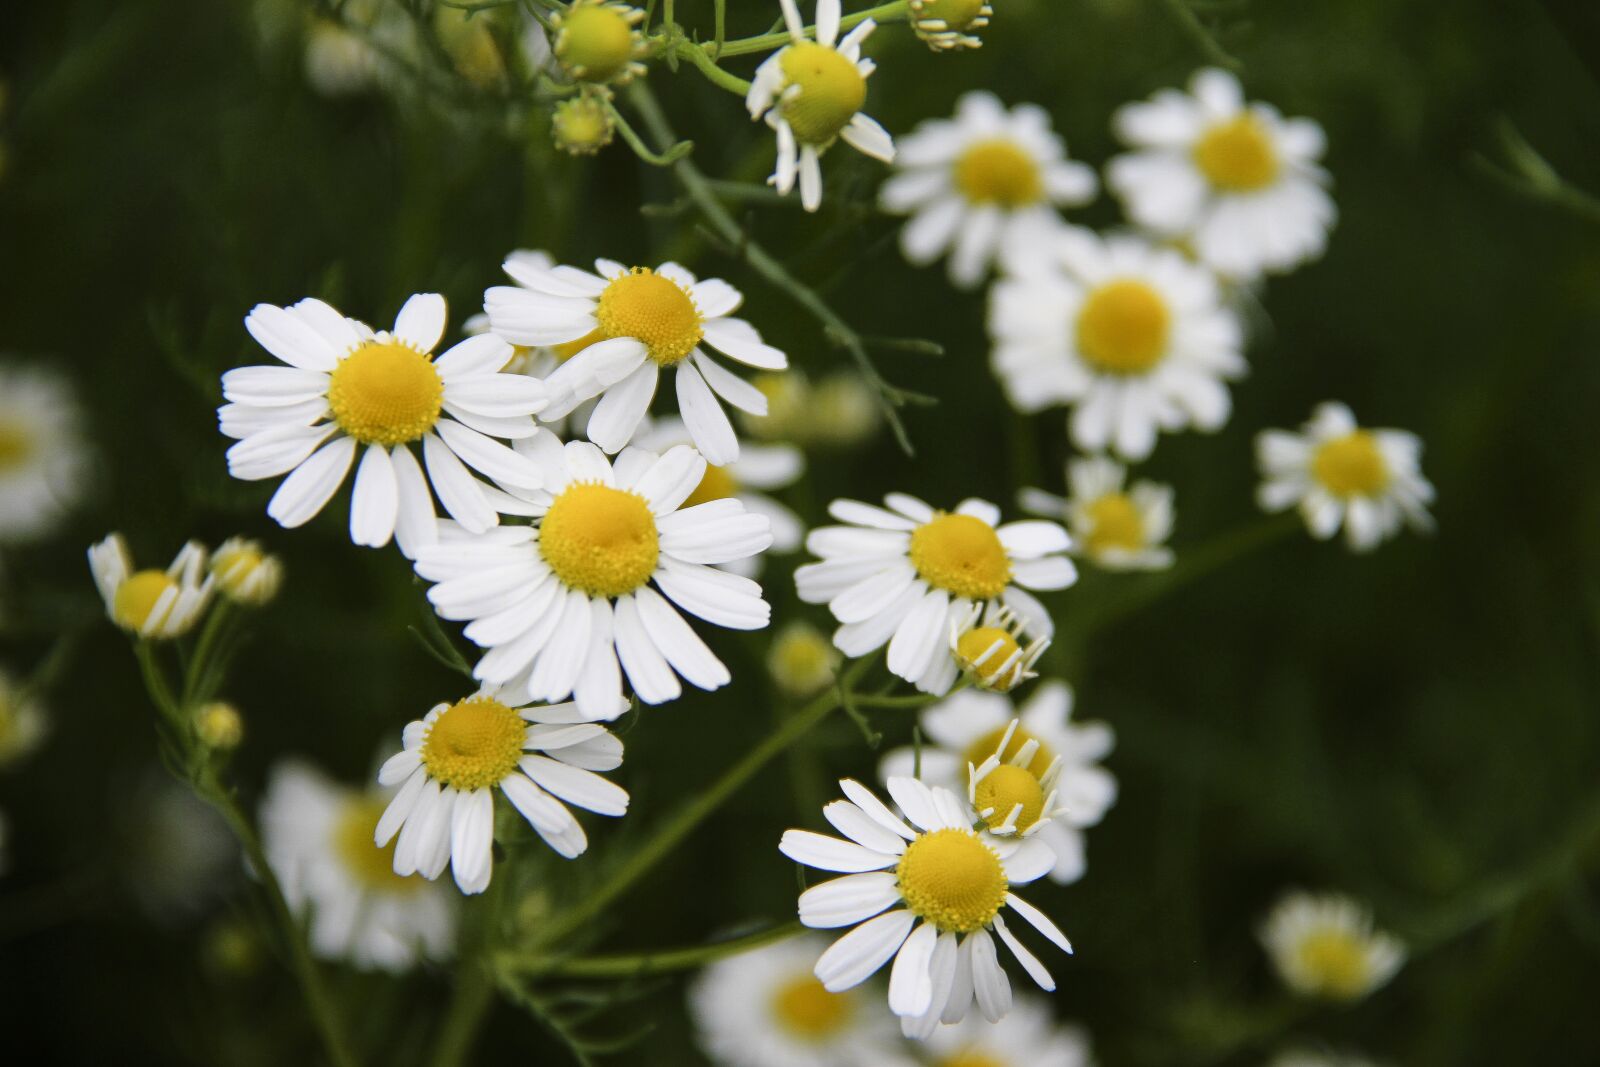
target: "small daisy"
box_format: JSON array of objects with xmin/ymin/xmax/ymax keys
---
[
  {"xmin": 209, "ymin": 536, "xmax": 285, "ymax": 606},
  {"xmin": 260, "ymin": 760, "xmax": 455, "ymax": 971},
  {"xmin": 1256, "ymin": 402, "xmax": 1434, "ymax": 552},
  {"xmin": 881, "ymin": 91, "xmax": 1096, "ymax": 288},
  {"xmin": 375, "ymin": 690, "xmax": 629, "ymax": 894},
  {"xmin": 767, "ymin": 621, "xmax": 842, "ymax": 699},
  {"xmin": 689, "ymin": 934, "xmax": 910, "ymax": 1067},
  {"xmin": 484, "ymin": 257, "xmax": 787, "ymax": 465},
  {"xmin": 550, "ymin": 0, "xmax": 647, "ymax": 85},
  {"xmin": 88, "ymin": 534, "xmax": 213, "ymax": 639},
  {"xmin": 741, "ymin": 369, "xmax": 881, "ymax": 450},
  {"xmin": 907, "ymin": 0, "xmax": 991, "ymax": 52},
  {"xmin": 794, "ymin": 494, "xmax": 1073, "ymax": 694},
  {"xmin": 1260, "ymin": 890, "xmax": 1405, "ymax": 1002},
  {"xmin": 220, "ymin": 292, "xmax": 548, "ymax": 556},
  {"xmin": 0, "ymin": 363, "xmax": 89, "ymax": 543},
  {"xmin": 949, "ymin": 602, "xmax": 1049, "ymax": 694},
  {"xmin": 1020, "ymin": 455, "xmax": 1175, "ymax": 571},
  {"xmin": 0, "ymin": 667, "xmax": 47, "ymax": 769},
  {"xmin": 879, "ymin": 683, "xmax": 1116, "ymax": 886},
  {"xmin": 989, "ymin": 227, "xmax": 1246, "ymax": 460},
  {"xmin": 1107, "ymin": 67, "xmax": 1336, "ymax": 281},
  {"xmin": 781, "ymin": 776, "xmax": 1072, "ymax": 1037},
  {"xmin": 414, "ymin": 438, "xmax": 772, "ymax": 721},
  {"xmin": 917, "ymin": 993, "xmax": 1093, "ymax": 1067},
  {"xmin": 745, "ymin": 0, "xmax": 895, "ymax": 213}
]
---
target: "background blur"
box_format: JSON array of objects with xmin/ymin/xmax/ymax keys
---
[{"xmin": 3, "ymin": 0, "xmax": 1600, "ymax": 1063}]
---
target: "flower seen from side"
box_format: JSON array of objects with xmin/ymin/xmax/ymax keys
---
[
  {"xmin": 908, "ymin": 0, "xmax": 992, "ymax": 52},
  {"xmin": 1259, "ymin": 890, "xmax": 1406, "ymax": 1002},
  {"xmin": 949, "ymin": 601, "xmax": 1049, "ymax": 694},
  {"xmin": 88, "ymin": 534, "xmax": 213, "ymax": 639},
  {"xmin": 1020, "ymin": 455, "xmax": 1175, "ymax": 571},
  {"xmin": 0, "ymin": 363, "xmax": 89, "ymax": 544},
  {"xmin": 210, "ymin": 536, "xmax": 285, "ymax": 605}
]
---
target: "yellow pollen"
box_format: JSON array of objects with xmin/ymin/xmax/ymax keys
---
[
  {"xmin": 917, "ymin": 0, "xmax": 988, "ymax": 32},
  {"xmin": 682, "ymin": 464, "xmax": 737, "ymax": 508},
  {"xmin": 769, "ymin": 973, "xmax": 853, "ymax": 1040},
  {"xmin": 327, "ymin": 341, "xmax": 444, "ymax": 447},
  {"xmin": 557, "ymin": 3, "xmax": 637, "ymax": 82},
  {"xmin": 778, "ymin": 42, "xmax": 867, "ymax": 146},
  {"xmin": 962, "ymin": 724, "xmax": 1054, "ymax": 779},
  {"xmin": 1312, "ymin": 431, "xmax": 1389, "ymax": 497},
  {"xmin": 595, "ymin": 269, "xmax": 704, "ymax": 366},
  {"xmin": 973, "ymin": 763, "xmax": 1045, "ymax": 832},
  {"xmin": 113, "ymin": 570, "xmax": 180, "ymax": 631},
  {"xmin": 1296, "ymin": 929, "xmax": 1375, "ymax": 999},
  {"xmin": 0, "ymin": 423, "xmax": 32, "ymax": 470},
  {"xmin": 334, "ymin": 796, "xmax": 427, "ymax": 892},
  {"xmin": 420, "ymin": 696, "xmax": 526, "ymax": 792},
  {"xmin": 1193, "ymin": 113, "xmax": 1280, "ymax": 192},
  {"xmin": 896, "ymin": 829, "xmax": 1009, "ymax": 933},
  {"xmin": 954, "ymin": 139, "xmax": 1042, "ymax": 207},
  {"xmin": 1085, "ymin": 493, "xmax": 1146, "ymax": 555},
  {"xmin": 539, "ymin": 482, "xmax": 660, "ymax": 597},
  {"xmin": 955, "ymin": 627, "xmax": 1024, "ymax": 689},
  {"xmin": 908, "ymin": 513, "xmax": 1011, "ymax": 600},
  {"xmin": 1076, "ymin": 279, "xmax": 1171, "ymax": 375}
]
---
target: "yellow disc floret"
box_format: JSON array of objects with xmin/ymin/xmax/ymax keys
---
[
  {"xmin": 973, "ymin": 763, "xmax": 1045, "ymax": 832},
  {"xmin": 955, "ymin": 626, "xmax": 1023, "ymax": 689},
  {"xmin": 327, "ymin": 341, "xmax": 444, "ymax": 447},
  {"xmin": 770, "ymin": 974, "xmax": 853, "ymax": 1040},
  {"xmin": 682, "ymin": 465, "xmax": 737, "ymax": 509},
  {"xmin": 1193, "ymin": 113, "xmax": 1280, "ymax": 192},
  {"xmin": 954, "ymin": 139, "xmax": 1042, "ymax": 207},
  {"xmin": 896, "ymin": 829, "xmax": 1009, "ymax": 933},
  {"xmin": 1312, "ymin": 431, "xmax": 1388, "ymax": 497},
  {"xmin": 113, "ymin": 570, "xmax": 180, "ymax": 632},
  {"xmin": 539, "ymin": 482, "xmax": 660, "ymax": 597},
  {"xmin": 420, "ymin": 696, "xmax": 527, "ymax": 792},
  {"xmin": 778, "ymin": 42, "xmax": 867, "ymax": 147},
  {"xmin": 1295, "ymin": 929, "xmax": 1376, "ymax": 1000},
  {"xmin": 909, "ymin": 513, "xmax": 1011, "ymax": 600},
  {"xmin": 195, "ymin": 701, "xmax": 244, "ymax": 750},
  {"xmin": 595, "ymin": 268, "xmax": 704, "ymax": 366},
  {"xmin": 335, "ymin": 796, "xmax": 426, "ymax": 892},
  {"xmin": 556, "ymin": 2, "xmax": 640, "ymax": 83},
  {"xmin": 552, "ymin": 96, "xmax": 616, "ymax": 156},
  {"xmin": 1085, "ymin": 493, "xmax": 1146, "ymax": 555},
  {"xmin": 962, "ymin": 723, "xmax": 1054, "ymax": 778},
  {"xmin": 1076, "ymin": 279, "xmax": 1171, "ymax": 375}
]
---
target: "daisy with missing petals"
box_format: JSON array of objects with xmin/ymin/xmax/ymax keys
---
[
  {"xmin": 1259, "ymin": 890, "xmax": 1405, "ymax": 1002},
  {"xmin": 88, "ymin": 534, "xmax": 213, "ymax": 639},
  {"xmin": 0, "ymin": 363, "xmax": 89, "ymax": 543},
  {"xmin": 220, "ymin": 293, "xmax": 547, "ymax": 556},
  {"xmin": 907, "ymin": 0, "xmax": 991, "ymax": 52},
  {"xmin": 881, "ymin": 91, "xmax": 1096, "ymax": 288},
  {"xmin": 484, "ymin": 257, "xmax": 787, "ymax": 465},
  {"xmin": 1256, "ymin": 402, "xmax": 1434, "ymax": 552},
  {"xmin": 375, "ymin": 690, "xmax": 629, "ymax": 894},
  {"xmin": 948, "ymin": 602, "xmax": 1049, "ymax": 694},
  {"xmin": 415, "ymin": 438, "xmax": 772, "ymax": 721},
  {"xmin": 1108, "ymin": 68, "xmax": 1335, "ymax": 281},
  {"xmin": 745, "ymin": 0, "xmax": 895, "ymax": 213},
  {"xmin": 917, "ymin": 994, "xmax": 1094, "ymax": 1067},
  {"xmin": 781, "ymin": 776, "xmax": 1072, "ymax": 1037},
  {"xmin": 989, "ymin": 227, "xmax": 1246, "ymax": 459},
  {"xmin": 260, "ymin": 760, "xmax": 455, "ymax": 971},
  {"xmin": 795, "ymin": 494, "xmax": 1074, "ymax": 693},
  {"xmin": 1020, "ymin": 456, "xmax": 1175, "ymax": 571},
  {"xmin": 879, "ymin": 683, "xmax": 1116, "ymax": 885}
]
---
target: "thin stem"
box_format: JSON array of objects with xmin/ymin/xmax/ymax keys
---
[
  {"xmin": 428, "ymin": 874, "xmax": 506, "ymax": 1067},
  {"xmin": 1472, "ymin": 115, "xmax": 1600, "ymax": 226},
  {"xmin": 849, "ymin": 691, "xmax": 947, "ymax": 710},
  {"xmin": 1155, "ymin": 0, "xmax": 1243, "ymax": 71},
  {"xmin": 181, "ymin": 600, "xmax": 234, "ymax": 705},
  {"xmin": 604, "ymin": 96, "xmax": 696, "ymax": 165},
  {"xmin": 672, "ymin": 41, "xmax": 752, "ymax": 94},
  {"xmin": 507, "ymin": 921, "xmax": 805, "ymax": 978},
  {"xmin": 713, "ymin": 1, "xmax": 908, "ymax": 56}
]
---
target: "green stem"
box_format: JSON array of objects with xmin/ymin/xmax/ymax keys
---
[
  {"xmin": 507, "ymin": 921, "xmax": 805, "ymax": 978},
  {"xmin": 427, "ymin": 828, "xmax": 512, "ymax": 1067},
  {"xmin": 672, "ymin": 41, "xmax": 752, "ymax": 94},
  {"xmin": 604, "ymin": 95, "xmax": 695, "ymax": 165},
  {"xmin": 1155, "ymin": 0, "xmax": 1242, "ymax": 71},
  {"xmin": 713, "ymin": 1, "xmax": 908, "ymax": 56},
  {"xmin": 181, "ymin": 600, "xmax": 234, "ymax": 705}
]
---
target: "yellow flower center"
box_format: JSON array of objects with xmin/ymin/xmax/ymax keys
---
[
  {"xmin": 682, "ymin": 464, "xmax": 737, "ymax": 508},
  {"xmin": 908, "ymin": 513, "xmax": 1011, "ymax": 600},
  {"xmin": 769, "ymin": 973, "xmax": 853, "ymax": 1040},
  {"xmin": 916, "ymin": 0, "xmax": 989, "ymax": 32},
  {"xmin": 962, "ymin": 723, "xmax": 1054, "ymax": 778},
  {"xmin": 211, "ymin": 544, "xmax": 264, "ymax": 595},
  {"xmin": 327, "ymin": 341, "xmax": 444, "ymax": 447},
  {"xmin": 113, "ymin": 570, "xmax": 180, "ymax": 631},
  {"xmin": 955, "ymin": 626, "xmax": 1024, "ymax": 689},
  {"xmin": 973, "ymin": 763, "xmax": 1045, "ymax": 832},
  {"xmin": 1084, "ymin": 493, "xmax": 1146, "ymax": 555},
  {"xmin": 778, "ymin": 42, "xmax": 867, "ymax": 146},
  {"xmin": 557, "ymin": 3, "xmax": 637, "ymax": 82},
  {"xmin": 896, "ymin": 829, "xmax": 1009, "ymax": 933},
  {"xmin": 1076, "ymin": 279, "xmax": 1171, "ymax": 375},
  {"xmin": 1295, "ymin": 929, "xmax": 1375, "ymax": 999},
  {"xmin": 0, "ymin": 423, "xmax": 33, "ymax": 471},
  {"xmin": 334, "ymin": 796, "xmax": 427, "ymax": 892},
  {"xmin": 552, "ymin": 97, "xmax": 615, "ymax": 155},
  {"xmin": 595, "ymin": 268, "xmax": 704, "ymax": 366},
  {"xmin": 539, "ymin": 482, "xmax": 660, "ymax": 597},
  {"xmin": 954, "ymin": 139, "xmax": 1042, "ymax": 208},
  {"xmin": 939, "ymin": 1053, "xmax": 1008, "ymax": 1067},
  {"xmin": 1193, "ymin": 113, "xmax": 1280, "ymax": 192},
  {"xmin": 1312, "ymin": 431, "xmax": 1389, "ymax": 497},
  {"xmin": 420, "ymin": 696, "xmax": 526, "ymax": 792}
]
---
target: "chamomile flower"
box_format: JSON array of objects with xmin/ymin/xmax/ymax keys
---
[
  {"xmin": 220, "ymin": 293, "xmax": 548, "ymax": 556},
  {"xmin": 881, "ymin": 91, "xmax": 1096, "ymax": 288},
  {"xmin": 414, "ymin": 438, "xmax": 773, "ymax": 720},
  {"xmin": 879, "ymin": 683, "xmax": 1116, "ymax": 885},
  {"xmin": 781, "ymin": 777, "xmax": 1072, "ymax": 1038},
  {"xmin": 0, "ymin": 667, "xmax": 47, "ymax": 769},
  {"xmin": 88, "ymin": 534, "xmax": 213, "ymax": 639},
  {"xmin": 1020, "ymin": 456, "xmax": 1175, "ymax": 571},
  {"xmin": 551, "ymin": 1, "xmax": 647, "ymax": 85},
  {"xmin": 794, "ymin": 494, "xmax": 1073, "ymax": 694},
  {"xmin": 949, "ymin": 602, "xmax": 1049, "ymax": 694},
  {"xmin": 1107, "ymin": 68, "xmax": 1335, "ymax": 281},
  {"xmin": 907, "ymin": 0, "xmax": 991, "ymax": 52},
  {"xmin": 0, "ymin": 364, "xmax": 89, "ymax": 543},
  {"xmin": 261, "ymin": 760, "xmax": 455, "ymax": 970},
  {"xmin": 689, "ymin": 934, "xmax": 909, "ymax": 1067},
  {"xmin": 767, "ymin": 621, "xmax": 842, "ymax": 699},
  {"xmin": 484, "ymin": 257, "xmax": 787, "ymax": 465},
  {"xmin": 745, "ymin": 0, "xmax": 895, "ymax": 213},
  {"xmin": 741, "ymin": 369, "xmax": 881, "ymax": 450},
  {"xmin": 966, "ymin": 720, "xmax": 1072, "ymax": 838},
  {"xmin": 916, "ymin": 994, "xmax": 1094, "ymax": 1067},
  {"xmin": 989, "ymin": 227, "xmax": 1246, "ymax": 460},
  {"xmin": 1256, "ymin": 403, "xmax": 1434, "ymax": 552},
  {"xmin": 375, "ymin": 691, "xmax": 629, "ymax": 894},
  {"xmin": 210, "ymin": 537, "xmax": 285, "ymax": 606},
  {"xmin": 1260, "ymin": 891, "xmax": 1405, "ymax": 1001}
]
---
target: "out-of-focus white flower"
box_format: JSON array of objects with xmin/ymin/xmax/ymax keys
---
[
  {"xmin": 1020, "ymin": 455, "xmax": 1175, "ymax": 571},
  {"xmin": 88, "ymin": 534, "xmax": 213, "ymax": 639},
  {"xmin": 0, "ymin": 363, "xmax": 89, "ymax": 543},
  {"xmin": 1260, "ymin": 890, "xmax": 1406, "ymax": 1001},
  {"xmin": 210, "ymin": 537, "xmax": 285, "ymax": 606},
  {"xmin": 741, "ymin": 370, "xmax": 880, "ymax": 450},
  {"xmin": 917, "ymin": 993, "xmax": 1093, "ymax": 1066}
]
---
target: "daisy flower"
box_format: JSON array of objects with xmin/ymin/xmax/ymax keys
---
[
  {"xmin": 879, "ymin": 683, "xmax": 1116, "ymax": 885},
  {"xmin": 550, "ymin": 0, "xmax": 647, "ymax": 85},
  {"xmin": 745, "ymin": 0, "xmax": 895, "ymax": 213},
  {"xmin": 781, "ymin": 776, "xmax": 1072, "ymax": 1037},
  {"xmin": 767, "ymin": 621, "xmax": 842, "ymax": 699},
  {"xmin": 881, "ymin": 91, "xmax": 1096, "ymax": 288},
  {"xmin": 989, "ymin": 227, "xmax": 1246, "ymax": 459},
  {"xmin": 209, "ymin": 536, "xmax": 285, "ymax": 606},
  {"xmin": 965, "ymin": 719, "xmax": 1074, "ymax": 839},
  {"xmin": 0, "ymin": 667, "xmax": 47, "ymax": 769},
  {"xmin": 794, "ymin": 494, "xmax": 1074, "ymax": 693},
  {"xmin": 907, "ymin": 0, "xmax": 991, "ymax": 52},
  {"xmin": 741, "ymin": 369, "xmax": 881, "ymax": 450},
  {"xmin": 414, "ymin": 438, "xmax": 772, "ymax": 721},
  {"xmin": 260, "ymin": 760, "xmax": 455, "ymax": 971},
  {"xmin": 1107, "ymin": 68, "xmax": 1335, "ymax": 281},
  {"xmin": 1259, "ymin": 890, "xmax": 1405, "ymax": 1001},
  {"xmin": 949, "ymin": 602, "xmax": 1049, "ymax": 694},
  {"xmin": 88, "ymin": 534, "xmax": 213, "ymax": 639},
  {"xmin": 484, "ymin": 256, "xmax": 787, "ymax": 465},
  {"xmin": 917, "ymin": 993, "xmax": 1093, "ymax": 1067},
  {"xmin": 220, "ymin": 292, "xmax": 548, "ymax": 556},
  {"xmin": 1020, "ymin": 455, "xmax": 1175, "ymax": 571},
  {"xmin": 688, "ymin": 934, "xmax": 910, "ymax": 1067},
  {"xmin": 0, "ymin": 363, "xmax": 89, "ymax": 543},
  {"xmin": 1256, "ymin": 402, "xmax": 1434, "ymax": 552},
  {"xmin": 375, "ymin": 690, "xmax": 629, "ymax": 894}
]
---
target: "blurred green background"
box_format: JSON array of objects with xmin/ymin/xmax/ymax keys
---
[{"xmin": 3, "ymin": 0, "xmax": 1600, "ymax": 1063}]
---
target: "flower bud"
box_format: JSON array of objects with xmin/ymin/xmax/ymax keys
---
[
  {"xmin": 210, "ymin": 537, "xmax": 284, "ymax": 607},
  {"xmin": 552, "ymin": 95, "xmax": 616, "ymax": 156},
  {"xmin": 195, "ymin": 701, "xmax": 244, "ymax": 751},
  {"xmin": 767, "ymin": 622, "xmax": 840, "ymax": 699},
  {"xmin": 554, "ymin": 2, "xmax": 646, "ymax": 85}
]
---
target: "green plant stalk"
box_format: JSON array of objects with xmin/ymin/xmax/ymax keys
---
[
  {"xmin": 507, "ymin": 920, "xmax": 806, "ymax": 978},
  {"xmin": 429, "ymin": 872, "xmax": 508, "ymax": 1067},
  {"xmin": 711, "ymin": 1, "xmax": 909, "ymax": 56}
]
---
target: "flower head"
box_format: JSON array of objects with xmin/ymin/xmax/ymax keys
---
[
  {"xmin": 1260, "ymin": 891, "xmax": 1405, "ymax": 1001},
  {"xmin": 908, "ymin": 0, "xmax": 992, "ymax": 51},
  {"xmin": 767, "ymin": 621, "xmax": 842, "ymax": 699},
  {"xmin": 210, "ymin": 536, "xmax": 285, "ymax": 605},
  {"xmin": 1020, "ymin": 456, "xmax": 1175, "ymax": 571},
  {"xmin": 88, "ymin": 534, "xmax": 213, "ymax": 639},
  {"xmin": 0, "ymin": 363, "xmax": 89, "ymax": 544},
  {"xmin": 552, "ymin": 1, "xmax": 647, "ymax": 85},
  {"xmin": 949, "ymin": 602, "xmax": 1049, "ymax": 694},
  {"xmin": 552, "ymin": 94, "xmax": 616, "ymax": 155},
  {"xmin": 966, "ymin": 719, "xmax": 1071, "ymax": 837}
]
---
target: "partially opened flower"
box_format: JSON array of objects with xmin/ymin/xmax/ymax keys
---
[
  {"xmin": 949, "ymin": 602, "xmax": 1049, "ymax": 694},
  {"xmin": 746, "ymin": 0, "xmax": 895, "ymax": 212},
  {"xmin": 1259, "ymin": 891, "xmax": 1405, "ymax": 1001},
  {"xmin": 209, "ymin": 537, "xmax": 285, "ymax": 605},
  {"xmin": 918, "ymin": 993, "xmax": 1093, "ymax": 1067},
  {"xmin": 1020, "ymin": 456, "xmax": 1175, "ymax": 571},
  {"xmin": 907, "ymin": 0, "xmax": 992, "ymax": 51},
  {"xmin": 88, "ymin": 534, "xmax": 213, "ymax": 639},
  {"xmin": 0, "ymin": 363, "xmax": 89, "ymax": 544},
  {"xmin": 966, "ymin": 719, "xmax": 1072, "ymax": 838}
]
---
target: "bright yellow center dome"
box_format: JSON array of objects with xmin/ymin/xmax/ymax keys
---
[
  {"xmin": 1295, "ymin": 929, "xmax": 1375, "ymax": 999},
  {"xmin": 917, "ymin": 0, "xmax": 989, "ymax": 32},
  {"xmin": 327, "ymin": 341, "xmax": 444, "ymax": 447},
  {"xmin": 539, "ymin": 482, "xmax": 660, "ymax": 597},
  {"xmin": 1193, "ymin": 113, "xmax": 1280, "ymax": 192},
  {"xmin": 909, "ymin": 513, "xmax": 1011, "ymax": 600},
  {"xmin": 896, "ymin": 829, "xmax": 1008, "ymax": 933},
  {"xmin": 973, "ymin": 763, "xmax": 1045, "ymax": 832},
  {"xmin": 955, "ymin": 626, "xmax": 1024, "ymax": 689},
  {"xmin": 557, "ymin": 3, "xmax": 637, "ymax": 82},
  {"xmin": 1312, "ymin": 431, "xmax": 1388, "ymax": 497},
  {"xmin": 778, "ymin": 42, "xmax": 867, "ymax": 146},
  {"xmin": 595, "ymin": 268, "xmax": 704, "ymax": 366},
  {"xmin": 769, "ymin": 973, "xmax": 853, "ymax": 1040},
  {"xmin": 954, "ymin": 139, "xmax": 1041, "ymax": 207},
  {"xmin": 962, "ymin": 723, "xmax": 1054, "ymax": 778},
  {"xmin": 1085, "ymin": 493, "xmax": 1146, "ymax": 555},
  {"xmin": 420, "ymin": 696, "xmax": 526, "ymax": 792},
  {"xmin": 1076, "ymin": 279, "xmax": 1171, "ymax": 375},
  {"xmin": 113, "ymin": 570, "xmax": 180, "ymax": 631}
]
